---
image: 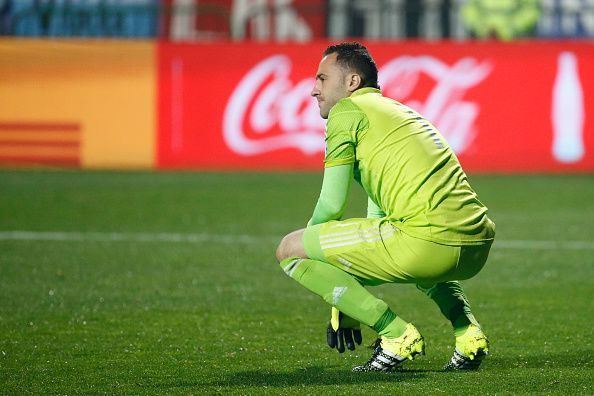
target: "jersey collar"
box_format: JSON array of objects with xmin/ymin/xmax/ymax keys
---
[{"xmin": 350, "ymin": 87, "xmax": 381, "ymax": 98}]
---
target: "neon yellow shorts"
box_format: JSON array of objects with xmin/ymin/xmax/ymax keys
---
[{"xmin": 302, "ymin": 218, "xmax": 492, "ymax": 286}]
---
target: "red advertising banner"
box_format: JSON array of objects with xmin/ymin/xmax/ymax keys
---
[{"xmin": 157, "ymin": 41, "xmax": 594, "ymax": 172}]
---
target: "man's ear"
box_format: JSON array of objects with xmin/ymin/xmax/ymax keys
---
[{"xmin": 346, "ymin": 73, "xmax": 362, "ymax": 93}]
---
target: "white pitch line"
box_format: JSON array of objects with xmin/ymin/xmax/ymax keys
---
[
  {"xmin": 0, "ymin": 231, "xmax": 276, "ymax": 245},
  {"xmin": 0, "ymin": 231, "xmax": 593, "ymax": 250},
  {"xmin": 494, "ymin": 240, "xmax": 594, "ymax": 251}
]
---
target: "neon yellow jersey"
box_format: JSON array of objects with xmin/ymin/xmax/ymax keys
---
[{"xmin": 324, "ymin": 87, "xmax": 495, "ymax": 246}]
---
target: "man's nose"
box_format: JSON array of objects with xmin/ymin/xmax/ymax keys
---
[{"xmin": 311, "ymin": 84, "xmax": 320, "ymax": 97}]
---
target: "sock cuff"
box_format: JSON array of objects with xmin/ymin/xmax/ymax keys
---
[
  {"xmin": 279, "ymin": 256, "xmax": 307, "ymax": 279},
  {"xmin": 372, "ymin": 308, "xmax": 397, "ymax": 333},
  {"xmin": 453, "ymin": 311, "xmax": 479, "ymax": 336}
]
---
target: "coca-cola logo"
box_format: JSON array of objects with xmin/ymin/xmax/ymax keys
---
[
  {"xmin": 223, "ymin": 55, "xmax": 324, "ymax": 155},
  {"xmin": 223, "ymin": 54, "xmax": 492, "ymax": 156}
]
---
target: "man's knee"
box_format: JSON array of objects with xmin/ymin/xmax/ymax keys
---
[
  {"xmin": 276, "ymin": 229, "xmax": 307, "ymax": 262},
  {"xmin": 275, "ymin": 234, "xmax": 291, "ymax": 262}
]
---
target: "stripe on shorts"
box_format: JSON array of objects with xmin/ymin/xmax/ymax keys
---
[
  {"xmin": 320, "ymin": 226, "xmax": 379, "ymax": 246},
  {"xmin": 320, "ymin": 228, "xmax": 381, "ymax": 244},
  {"xmin": 320, "ymin": 226, "xmax": 395, "ymax": 250}
]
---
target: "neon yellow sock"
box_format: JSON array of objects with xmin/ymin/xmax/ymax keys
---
[
  {"xmin": 417, "ymin": 281, "xmax": 479, "ymax": 337},
  {"xmin": 372, "ymin": 308, "xmax": 408, "ymax": 338},
  {"xmin": 281, "ymin": 256, "xmax": 398, "ymax": 329}
]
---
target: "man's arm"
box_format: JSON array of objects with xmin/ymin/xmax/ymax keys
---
[
  {"xmin": 308, "ymin": 164, "xmax": 353, "ymax": 226},
  {"xmin": 308, "ymin": 163, "xmax": 364, "ymax": 353}
]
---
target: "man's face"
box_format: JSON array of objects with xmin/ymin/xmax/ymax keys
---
[{"xmin": 311, "ymin": 53, "xmax": 351, "ymax": 119}]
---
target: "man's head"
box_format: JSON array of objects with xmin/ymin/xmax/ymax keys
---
[{"xmin": 311, "ymin": 42, "xmax": 379, "ymax": 119}]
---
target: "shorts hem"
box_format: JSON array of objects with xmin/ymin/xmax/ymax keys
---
[{"xmin": 302, "ymin": 224, "xmax": 325, "ymax": 261}]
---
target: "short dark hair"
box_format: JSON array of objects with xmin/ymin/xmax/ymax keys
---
[{"xmin": 323, "ymin": 42, "xmax": 379, "ymax": 89}]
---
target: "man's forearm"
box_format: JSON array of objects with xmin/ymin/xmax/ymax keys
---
[{"xmin": 308, "ymin": 164, "xmax": 353, "ymax": 226}]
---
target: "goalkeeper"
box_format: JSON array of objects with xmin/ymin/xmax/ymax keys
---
[{"xmin": 276, "ymin": 42, "xmax": 496, "ymax": 372}]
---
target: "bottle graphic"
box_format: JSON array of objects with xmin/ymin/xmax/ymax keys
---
[{"xmin": 551, "ymin": 52, "xmax": 585, "ymax": 163}]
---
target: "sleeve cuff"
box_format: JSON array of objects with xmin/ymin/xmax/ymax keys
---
[{"xmin": 324, "ymin": 157, "xmax": 355, "ymax": 168}]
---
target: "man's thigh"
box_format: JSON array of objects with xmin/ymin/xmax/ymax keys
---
[
  {"xmin": 302, "ymin": 218, "xmax": 405, "ymax": 285},
  {"xmin": 302, "ymin": 218, "xmax": 473, "ymax": 285}
]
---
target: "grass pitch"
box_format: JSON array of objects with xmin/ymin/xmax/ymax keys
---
[{"xmin": 0, "ymin": 170, "xmax": 593, "ymax": 395}]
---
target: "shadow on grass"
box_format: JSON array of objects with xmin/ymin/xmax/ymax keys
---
[
  {"xmin": 199, "ymin": 365, "xmax": 436, "ymax": 388},
  {"xmin": 145, "ymin": 350, "xmax": 594, "ymax": 391}
]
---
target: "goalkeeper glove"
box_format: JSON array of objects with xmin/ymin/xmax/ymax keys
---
[{"xmin": 326, "ymin": 307, "xmax": 362, "ymax": 353}]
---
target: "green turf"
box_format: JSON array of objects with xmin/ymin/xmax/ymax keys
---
[{"xmin": 0, "ymin": 170, "xmax": 593, "ymax": 395}]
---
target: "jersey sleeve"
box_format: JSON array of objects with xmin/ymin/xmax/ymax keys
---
[
  {"xmin": 324, "ymin": 99, "xmax": 368, "ymax": 168},
  {"xmin": 307, "ymin": 163, "xmax": 354, "ymax": 226}
]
